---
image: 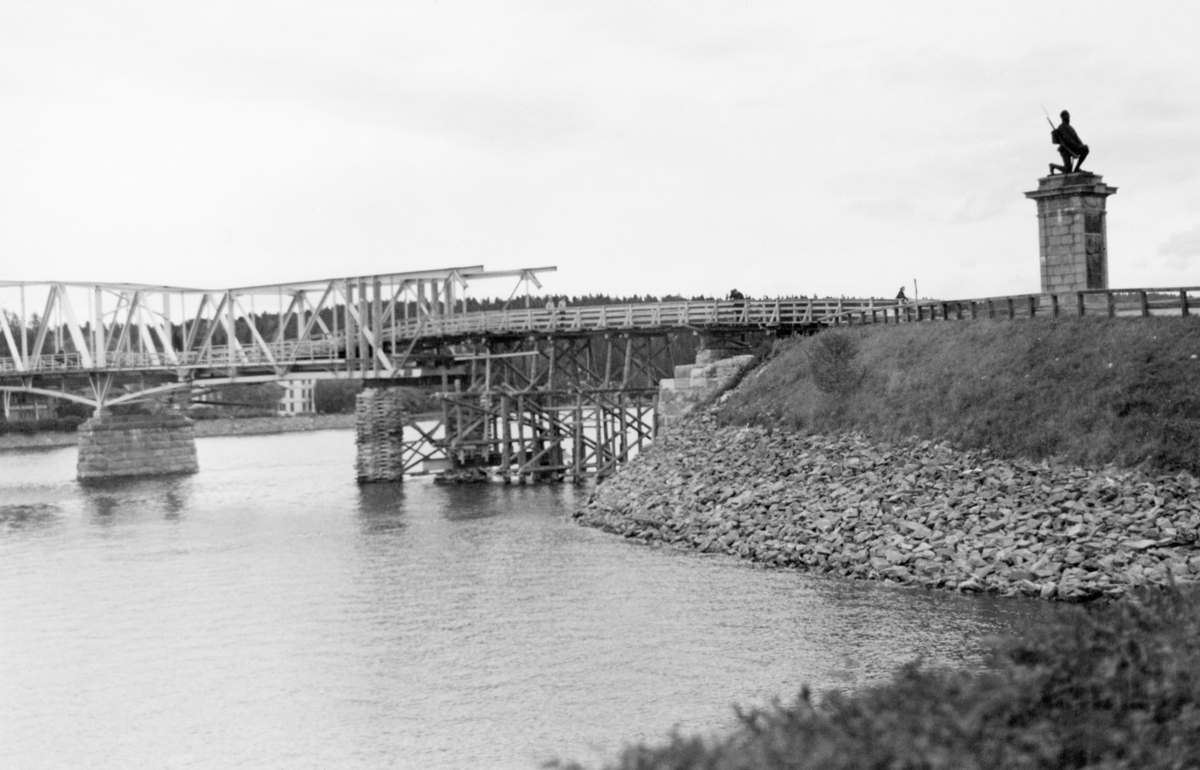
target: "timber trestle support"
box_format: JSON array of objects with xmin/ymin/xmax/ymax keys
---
[
  {"xmin": 355, "ymin": 331, "xmax": 682, "ymax": 484},
  {"xmin": 441, "ymin": 332, "xmax": 673, "ymax": 483}
]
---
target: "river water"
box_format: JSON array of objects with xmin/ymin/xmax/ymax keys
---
[{"xmin": 0, "ymin": 430, "xmax": 1056, "ymax": 769}]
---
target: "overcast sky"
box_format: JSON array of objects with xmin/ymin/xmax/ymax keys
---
[{"xmin": 3, "ymin": 1, "xmax": 1199, "ymax": 301}]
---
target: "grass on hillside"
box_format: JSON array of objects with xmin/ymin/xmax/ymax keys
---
[
  {"xmin": 718, "ymin": 317, "xmax": 1200, "ymax": 475},
  {"xmin": 555, "ymin": 587, "xmax": 1200, "ymax": 770}
]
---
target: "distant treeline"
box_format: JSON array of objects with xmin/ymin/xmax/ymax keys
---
[
  {"xmin": 0, "ymin": 416, "xmax": 86, "ymax": 434},
  {"xmin": 465, "ymin": 294, "xmax": 718, "ymax": 311}
]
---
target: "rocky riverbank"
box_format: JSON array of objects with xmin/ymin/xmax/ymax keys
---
[{"xmin": 575, "ymin": 413, "xmax": 1200, "ymax": 601}]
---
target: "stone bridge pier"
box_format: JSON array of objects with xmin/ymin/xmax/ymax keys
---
[
  {"xmin": 76, "ymin": 411, "xmax": 199, "ymax": 481},
  {"xmin": 354, "ymin": 386, "xmax": 411, "ymax": 483}
]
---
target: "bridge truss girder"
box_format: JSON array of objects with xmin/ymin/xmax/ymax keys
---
[{"xmin": 0, "ymin": 266, "xmax": 553, "ymax": 410}]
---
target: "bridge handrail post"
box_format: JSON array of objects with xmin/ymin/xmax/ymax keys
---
[
  {"xmin": 1006, "ymin": 298, "xmax": 1015, "ymax": 319},
  {"xmin": 1028, "ymin": 295, "xmax": 1036, "ymax": 318},
  {"xmin": 1051, "ymin": 294, "xmax": 1060, "ymax": 318},
  {"xmin": 1077, "ymin": 292, "xmax": 1085, "ymax": 316},
  {"xmin": 1182, "ymin": 290, "xmax": 1191, "ymax": 317},
  {"xmin": 1139, "ymin": 290, "xmax": 1149, "ymax": 318}
]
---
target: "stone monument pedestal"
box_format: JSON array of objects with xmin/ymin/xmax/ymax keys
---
[{"xmin": 1025, "ymin": 172, "xmax": 1117, "ymax": 294}]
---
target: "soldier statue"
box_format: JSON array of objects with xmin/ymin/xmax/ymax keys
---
[{"xmin": 1049, "ymin": 110, "xmax": 1089, "ymax": 175}]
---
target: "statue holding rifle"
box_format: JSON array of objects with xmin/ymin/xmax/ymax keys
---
[{"xmin": 1045, "ymin": 108, "xmax": 1090, "ymax": 175}]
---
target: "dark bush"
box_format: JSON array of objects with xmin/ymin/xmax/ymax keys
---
[
  {"xmin": 806, "ymin": 330, "xmax": 864, "ymax": 395},
  {"xmin": 0, "ymin": 417, "xmax": 82, "ymax": 435},
  {"xmin": 315, "ymin": 380, "xmax": 362, "ymax": 414},
  {"xmin": 56, "ymin": 415, "xmax": 85, "ymax": 431},
  {"xmin": 57, "ymin": 400, "xmax": 93, "ymax": 421}
]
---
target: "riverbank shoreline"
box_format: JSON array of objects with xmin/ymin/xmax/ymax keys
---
[
  {"xmin": 0, "ymin": 413, "xmax": 354, "ymax": 452},
  {"xmin": 575, "ymin": 412, "xmax": 1200, "ymax": 601}
]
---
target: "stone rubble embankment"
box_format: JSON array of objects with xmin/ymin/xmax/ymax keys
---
[{"xmin": 574, "ymin": 414, "xmax": 1200, "ymax": 601}]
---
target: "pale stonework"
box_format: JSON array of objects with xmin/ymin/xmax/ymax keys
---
[{"xmin": 1025, "ymin": 173, "xmax": 1117, "ymax": 294}]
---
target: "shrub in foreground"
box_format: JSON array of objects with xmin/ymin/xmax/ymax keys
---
[{"xmin": 557, "ymin": 587, "xmax": 1200, "ymax": 769}]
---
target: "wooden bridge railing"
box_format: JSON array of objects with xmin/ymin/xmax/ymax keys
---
[
  {"xmin": 386, "ymin": 297, "xmax": 877, "ymax": 338},
  {"xmin": 825, "ymin": 288, "xmax": 1200, "ymax": 327}
]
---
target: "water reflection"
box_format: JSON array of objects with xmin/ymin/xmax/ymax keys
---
[
  {"xmin": 79, "ymin": 475, "xmax": 193, "ymax": 524},
  {"xmin": 436, "ymin": 483, "xmax": 514, "ymax": 521},
  {"xmin": 356, "ymin": 482, "xmax": 408, "ymax": 533},
  {"xmin": 0, "ymin": 502, "xmax": 62, "ymax": 533}
]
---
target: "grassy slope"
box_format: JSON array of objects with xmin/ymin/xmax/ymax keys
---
[{"xmin": 719, "ymin": 316, "xmax": 1200, "ymax": 474}]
